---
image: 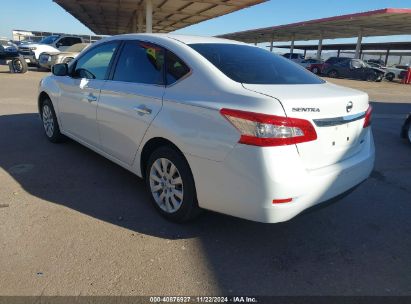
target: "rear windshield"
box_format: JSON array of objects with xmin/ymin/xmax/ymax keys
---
[{"xmin": 189, "ymin": 43, "xmax": 324, "ymax": 85}]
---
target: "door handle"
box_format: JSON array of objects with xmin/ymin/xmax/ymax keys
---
[
  {"xmin": 87, "ymin": 93, "xmax": 97, "ymax": 102},
  {"xmin": 134, "ymin": 105, "xmax": 152, "ymax": 116}
]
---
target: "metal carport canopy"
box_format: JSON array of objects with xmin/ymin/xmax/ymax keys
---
[
  {"xmin": 217, "ymin": 8, "xmax": 411, "ymax": 43},
  {"xmin": 272, "ymin": 42, "xmax": 411, "ymax": 51},
  {"xmin": 53, "ymin": 0, "xmax": 266, "ymax": 35}
]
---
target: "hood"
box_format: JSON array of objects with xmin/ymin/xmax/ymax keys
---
[
  {"xmin": 371, "ymin": 67, "xmax": 385, "ymax": 74},
  {"xmin": 55, "ymin": 51, "xmax": 80, "ymax": 56},
  {"xmin": 20, "ymin": 43, "xmax": 59, "ymax": 51}
]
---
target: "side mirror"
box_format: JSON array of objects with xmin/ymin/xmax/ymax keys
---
[{"xmin": 52, "ymin": 63, "xmax": 68, "ymax": 76}]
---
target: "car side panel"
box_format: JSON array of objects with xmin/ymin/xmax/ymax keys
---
[
  {"xmin": 38, "ymin": 76, "xmax": 62, "ymax": 121},
  {"xmin": 97, "ymin": 81, "xmax": 165, "ymax": 166}
]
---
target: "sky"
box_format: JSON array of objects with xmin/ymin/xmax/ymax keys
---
[{"xmin": 1, "ymin": 0, "xmax": 410, "ymax": 46}]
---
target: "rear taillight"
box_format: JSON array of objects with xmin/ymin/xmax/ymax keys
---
[
  {"xmin": 363, "ymin": 105, "xmax": 372, "ymax": 128},
  {"xmin": 220, "ymin": 108, "xmax": 317, "ymax": 147},
  {"xmin": 273, "ymin": 198, "xmax": 293, "ymax": 204}
]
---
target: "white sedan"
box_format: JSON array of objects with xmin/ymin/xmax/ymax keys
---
[{"xmin": 38, "ymin": 34, "xmax": 375, "ymax": 223}]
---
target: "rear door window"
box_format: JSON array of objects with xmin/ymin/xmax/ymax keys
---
[
  {"xmin": 189, "ymin": 43, "xmax": 324, "ymax": 85},
  {"xmin": 113, "ymin": 41, "xmax": 165, "ymax": 85}
]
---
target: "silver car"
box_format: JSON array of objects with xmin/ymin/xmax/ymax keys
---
[{"xmin": 38, "ymin": 34, "xmax": 374, "ymax": 223}]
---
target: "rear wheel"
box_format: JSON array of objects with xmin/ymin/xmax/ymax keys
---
[
  {"xmin": 41, "ymin": 98, "xmax": 64, "ymax": 143},
  {"xmin": 145, "ymin": 146, "xmax": 200, "ymax": 222},
  {"xmin": 328, "ymin": 70, "xmax": 338, "ymax": 78},
  {"xmin": 385, "ymin": 73, "xmax": 395, "ymax": 81},
  {"xmin": 312, "ymin": 67, "xmax": 320, "ymax": 74}
]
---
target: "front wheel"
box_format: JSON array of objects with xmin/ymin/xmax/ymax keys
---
[
  {"xmin": 404, "ymin": 121, "xmax": 411, "ymax": 145},
  {"xmin": 366, "ymin": 73, "xmax": 377, "ymax": 82},
  {"xmin": 41, "ymin": 98, "xmax": 64, "ymax": 143},
  {"xmin": 327, "ymin": 70, "xmax": 338, "ymax": 78},
  {"xmin": 11, "ymin": 56, "xmax": 28, "ymax": 73},
  {"xmin": 385, "ymin": 73, "xmax": 395, "ymax": 81},
  {"xmin": 145, "ymin": 146, "xmax": 200, "ymax": 222}
]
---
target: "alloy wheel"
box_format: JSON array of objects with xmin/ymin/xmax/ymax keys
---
[
  {"xmin": 149, "ymin": 158, "xmax": 184, "ymax": 213},
  {"xmin": 42, "ymin": 104, "xmax": 54, "ymax": 138},
  {"xmin": 13, "ymin": 59, "xmax": 23, "ymax": 73}
]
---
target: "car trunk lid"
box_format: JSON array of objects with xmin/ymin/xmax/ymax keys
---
[{"xmin": 243, "ymin": 82, "xmax": 370, "ymax": 170}]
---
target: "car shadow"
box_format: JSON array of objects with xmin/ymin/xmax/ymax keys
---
[{"xmin": 1, "ymin": 104, "xmax": 411, "ymax": 294}]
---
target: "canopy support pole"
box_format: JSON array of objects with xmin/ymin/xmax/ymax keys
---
[
  {"xmin": 146, "ymin": 0, "xmax": 153, "ymax": 33},
  {"xmin": 316, "ymin": 32, "xmax": 323, "ymax": 60},
  {"xmin": 290, "ymin": 34, "xmax": 295, "ymax": 55},
  {"xmin": 138, "ymin": 9, "xmax": 144, "ymax": 32},
  {"xmin": 385, "ymin": 49, "xmax": 390, "ymax": 65},
  {"xmin": 131, "ymin": 13, "xmax": 137, "ymax": 32},
  {"xmin": 355, "ymin": 30, "xmax": 363, "ymax": 59}
]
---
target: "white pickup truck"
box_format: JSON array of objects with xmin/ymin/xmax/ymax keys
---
[{"xmin": 18, "ymin": 35, "xmax": 84, "ymax": 66}]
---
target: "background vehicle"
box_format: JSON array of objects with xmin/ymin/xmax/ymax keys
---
[
  {"xmin": 298, "ymin": 58, "xmax": 323, "ymax": 74},
  {"xmin": 385, "ymin": 65, "xmax": 409, "ymax": 81},
  {"xmin": 38, "ymin": 43, "xmax": 90, "ymax": 70},
  {"xmin": 0, "ymin": 39, "xmax": 18, "ymax": 60},
  {"xmin": 366, "ymin": 59, "xmax": 385, "ymax": 66},
  {"xmin": 365, "ymin": 61, "xmax": 386, "ymax": 69},
  {"xmin": 0, "ymin": 40, "xmax": 28, "ymax": 73},
  {"xmin": 282, "ymin": 53, "xmax": 305, "ymax": 63},
  {"xmin": 38, "ymin": 34, "xmax": 374, "ymax": 224},
  {"xmin": 323, "ymin": 58, "xmax": 385, "ymax": 81},
  {"xmin": 18, "ymin": 35, "xmax": 84, "ymax": 66},
  {"xmin": 321, "ymin": 56, "xmax": 351, "ymax": 74},
  {"xmin": 401, "ymin": 114, "xmax": 411, "ymax": 145}
]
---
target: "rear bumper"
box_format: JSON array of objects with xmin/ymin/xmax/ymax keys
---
[{"xmin": 187, "ymin": 129, "xmax": 375, "ymax": 223}]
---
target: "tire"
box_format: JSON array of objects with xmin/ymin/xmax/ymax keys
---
[
  {"xmin": 404, "ymin": 121, "xmax": 411, "ymax": 145},
  {"xmin": 40, "ymin": 98, "xmax": 64, "ymax": 143},
  {"xmin": 312, "ymin": 67, "xmax": 319, "ymax": 75},
  {"xmin": 145, "ymin": 146, "xmax": 200, "ymax": 223},
  {"xmin": 11, "ymin": 56, "xmax": 28, "ymax": 73},
  {"xmin": 385, "ymin": 73, "xmax": 395, "ymax": 81},
  {"xmin": 366, "ymin": 73, "xmax": 377, "ymax": 82},
  {"xmin": 327, "ymin": 70, "xmax": 338, "ymax": 78}
]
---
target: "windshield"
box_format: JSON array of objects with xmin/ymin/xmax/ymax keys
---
[
  {"xmin": 39, "ymin": 35, "xmax": 60, "ymax": 45},
  {"xmin": 189, "ymin": 43, "xmax": 324, "ymax": 85},
  {"xmin": 361, "ymin": 60, "xmax": 372, "ymax": 68}
]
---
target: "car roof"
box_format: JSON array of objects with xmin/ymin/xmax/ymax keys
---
[{"xmin": 100, "ymin": 33, "xmax": 246, "ymax": 46}]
